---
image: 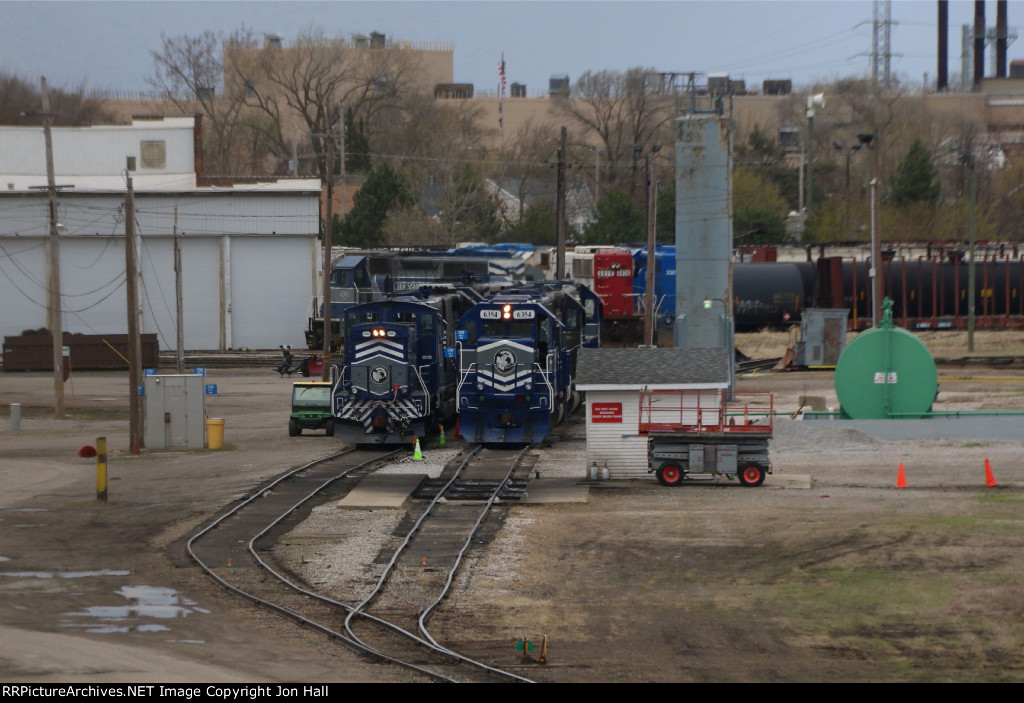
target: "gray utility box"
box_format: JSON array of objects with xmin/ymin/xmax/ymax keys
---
[
  {"xmin": 795, "ymin": 308, "xmax": 848, "ymax": 367},
  {"xmin": 144, "ymin": 374, "xmax": 206, "ymax": 449}
]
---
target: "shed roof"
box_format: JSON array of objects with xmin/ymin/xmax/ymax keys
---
[{"xmin": 577, "ymin": 347, "xmax": 731, "ymax": 390}]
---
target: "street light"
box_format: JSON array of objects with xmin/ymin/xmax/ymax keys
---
[
  {"xmin": 961, "ymin": 153, "xmax": 978, "ymax": 352},
  {"xmin": 832, "ymin": 140, "xmax": 863, "ymax": 188},
  {"xmin": 856, "ymin": 132, "xmax": 881, "ymax": 326},
  {"xmin": 804, "ymin": 93, "xmax": 826, "ymax": 218}
]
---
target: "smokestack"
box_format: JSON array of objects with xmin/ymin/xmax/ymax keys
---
[
  {"xmin": 997, "ymin": 1, "xmax": 1008, "ymax": 78},
  {"xmin": 938, "ymin": 1, "xmax": 949, "ymax": 91},
  {"xmin": 974, "ymin": 1, "xmax": 985, "ymax": 88}
]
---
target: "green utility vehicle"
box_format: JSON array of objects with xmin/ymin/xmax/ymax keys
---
[{"xmin": 289, "ymin": 381, "xmax": 335, "ymax": 436}]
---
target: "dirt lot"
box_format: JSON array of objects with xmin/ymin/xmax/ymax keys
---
[{"xmin": 2, "ymin": 332, "xmax": 1024, "ymax": 683}]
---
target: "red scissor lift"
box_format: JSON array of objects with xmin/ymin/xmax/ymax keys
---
[{"xmin": 639, "ymin": 390, "xmax": 774, "ymax": 487}]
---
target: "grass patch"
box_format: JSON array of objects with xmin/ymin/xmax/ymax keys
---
[{"xmin": 975, "ymin": 492, "xmax": 1024, "ymax": 504}]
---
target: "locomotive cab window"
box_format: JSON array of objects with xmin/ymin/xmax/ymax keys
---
[
  {"xmin": 482, "ymin": 321, "xmax": 533, "ymax": 338},
  {"xmin": 348, "ymin": 311, "xmax": 379, "ymax": 328}
]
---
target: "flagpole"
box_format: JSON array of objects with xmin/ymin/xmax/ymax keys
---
[{"xmin": 499, "ymin": 53, "xmax": 506, "ymax": 150}]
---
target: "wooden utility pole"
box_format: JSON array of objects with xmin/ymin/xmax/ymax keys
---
[
  {"xmin": 643, "ymin": 154, "xmax": 656, "ymax": 347},
  {"xmin": 320, "ymin": 120, "xmax": 342, "ymax": 382},
  {"xmin": 125, "ymin": 174, "xmax": 142, "ymax": 454},
  {"xmin": 555, "ymin": 126, "xmax": 567, "ymax": 279},
  {"xmin": 41, "ymin": 77, "xmax": 65, "ymax": 419},
  {"xmin": 174, "ymin": 205, "xmax": 184, "ymax": 374}
]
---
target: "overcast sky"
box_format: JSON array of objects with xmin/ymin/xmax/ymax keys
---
[{"xmin": 0, "ymin": 1, "xmax": 1014, "ymax": 95}]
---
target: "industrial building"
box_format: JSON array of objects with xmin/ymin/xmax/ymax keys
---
[{"xmin": 0, "ymin": 116, "xmax": 322, "ymax": 351}]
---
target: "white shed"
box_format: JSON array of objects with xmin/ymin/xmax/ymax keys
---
[{"xmin": 576, "ymin": 347, "xmax": 731, "ymax": 480}]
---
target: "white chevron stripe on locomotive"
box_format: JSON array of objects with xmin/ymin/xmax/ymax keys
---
[
  {"xmin": 476, "ymin": 368, "xmax": 533, "ymax": 392},
  {"xmin": 338, "ymin": 398, "xmax": 424, "ymax": 423},
  {"xmin": 353, "ymin": 339, "xmax": 406, "ymax": 362},
  {"xmin": 475, "ymin": 340, "xmax": 534, "ymax": 355}
]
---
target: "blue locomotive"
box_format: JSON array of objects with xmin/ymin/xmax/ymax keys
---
[
  {"xmin": 332, "ymin": 286, "xmax": 482, "ymax": 445},
  {"xmin": 455, "ymin": 281, "xmax": 602, "ymax": 444}
]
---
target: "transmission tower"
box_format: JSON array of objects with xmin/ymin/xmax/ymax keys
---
[{"xmin": 871, "ymin": 0, "xmax": 893, "ymax": 87}]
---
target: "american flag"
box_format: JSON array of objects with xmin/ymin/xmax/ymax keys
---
[{"xmin": 498, "ymin": 54, "xmax": 507, "ymax": 97}]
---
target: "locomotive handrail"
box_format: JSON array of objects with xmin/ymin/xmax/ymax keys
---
[
  {"xmin": 413, "ymin": 364, "xmax": 430, "ymax": 416},
  {"xmin": 536, "ymin": 353, "xmax": 555, "ymax": 400},
  {"xmin": 456, "ymin": 363, "xmax": 475, "ymax": 400}
]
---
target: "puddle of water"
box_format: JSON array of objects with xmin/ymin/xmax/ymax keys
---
[
  {"xmin": 62, "ymin": 623, "xmax": 171, "ymax": 634},
  {"xmin": 3, "ymin": 508, "xmax": 50, "ymax": 513},
  {"xmin": 0, "ymin": 557, "xmax": 9, "ymax": 563},
  {"xmin": 0, "ymin": 569, "xmax": 131, "ymax": 579},
  {"xmin": 62, "ymin": 585, "xmax": 202, "ymax": 631}
]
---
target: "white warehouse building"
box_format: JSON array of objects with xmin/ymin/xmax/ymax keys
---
[{"xmin": 0, "ymin": 116, "xmax": 321, "ymax": 351}]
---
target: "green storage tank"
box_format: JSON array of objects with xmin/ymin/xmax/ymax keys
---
[{"xmin": 834, "ymin": 300, "xmax": 937, "ymax": 420}]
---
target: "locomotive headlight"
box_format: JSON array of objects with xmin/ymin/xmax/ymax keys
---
[
  {"xmin": 477, "ymin": 383, "xmax": 484, "ymax": 390},
  {"xmin": 525, "ymin": 383, "xmax": 532, "ymax": 390},
  {"xmin": 502, "ymin": 304, "xmax": 512, "ymax": 320}
]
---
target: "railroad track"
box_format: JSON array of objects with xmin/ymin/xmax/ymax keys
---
[{"xmin": 186, "ymin": 445, "xmax": 536, "ymax": 683}]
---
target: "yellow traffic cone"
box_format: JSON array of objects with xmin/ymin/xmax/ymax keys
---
[
  {"xmin": 413, "ymin": 437, "xmax": 423, "ymax": 460},
  {"xmin": 438, "ymin": 424, "xmax": 446, "ymax": 447}
]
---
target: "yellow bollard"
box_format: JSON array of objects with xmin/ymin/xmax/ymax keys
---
[{"xmin": 96, "ymin": 436, "xmax": 107, "ymax": 502}]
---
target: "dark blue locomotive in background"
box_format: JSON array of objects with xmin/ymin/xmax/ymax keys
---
[
  {"xmin": 332, "ymin": 286, "xmax": 481, "ymax": 445},
  {"xmin": 306, "ymin": 251, "xmax": 501, "ymax": 350},
  {"xmin": 455, "ymin": 281, "xmax": 601, "ymax": 444}
]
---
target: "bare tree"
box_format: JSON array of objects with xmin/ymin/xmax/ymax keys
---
[
  {"xmin": 147, "ymin": 27, "xmax": 282, "ymax": 176},
  {"xmin": 0, "ymin": 71, "xmax": 111, "ymax": 126},
  {"xmin": 226, "ymin": 29, "xmax": 420, "ymax": 181},
  {"xmin": 550, "ymin": 68, "xmax": 675, "ymax": 197},
  {"xmin": 492, "ymin": 119, "xmax": 561, "ymax": 229}
]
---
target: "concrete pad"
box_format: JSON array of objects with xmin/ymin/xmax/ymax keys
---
[
  {"xmin": 520, "ymin": 477, "xmax": 590, "ymax": 504},
  {"xmin": 769, "ymin": 474, "xmax": 813, "ymax": 489},
  {"xmin": 337, "ymin": 473, "xmax": 427, "ymax": 508},
  {"xmin": 800, "ymin": 416, "xmax": 1024, "ymax": 441}
]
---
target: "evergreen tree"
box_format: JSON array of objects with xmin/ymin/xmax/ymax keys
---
[
  {"xmin": 337, "ymin": 162, "xmax": 413, "ymax": 247},
  {"xmin": 655, "ymin": 181, "xmax": 675, "ymax": 244},
  {"xmin": 889, "ymin": 139, "xmax": 940, "ymax": 207},
  {"xmin": 583, "ymin": 189, "xmax": 643, "ymax": 244},
  {"xmin": 504, "ymin": 201, "xmax": 557, "ymax": 245}
]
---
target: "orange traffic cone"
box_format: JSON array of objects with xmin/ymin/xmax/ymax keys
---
[
  {"xmin": 895, "ymin": 462, "xmax": 907, "ymax": 488},
  {"xmin": 454, "ymin": 418, "xmax": 463, "ymax": 439},
  {"xmin": 984, "ymin": 458, "xmax": 998, "ymax": 487}
]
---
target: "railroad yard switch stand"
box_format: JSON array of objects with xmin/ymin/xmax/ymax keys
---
[{"xmin": 516, "ymin": 635, "xmax": 549, "ymax": 664}]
